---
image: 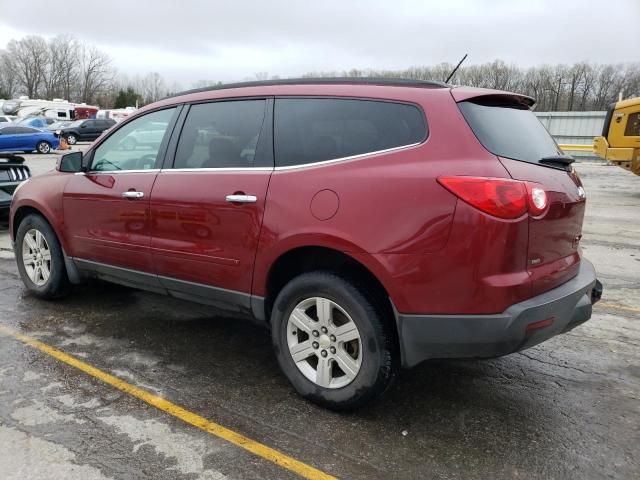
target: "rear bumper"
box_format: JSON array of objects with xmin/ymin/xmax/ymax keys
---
[{"xmin": 395, "ymin": 259, "xmax": 601, "ymax": 368}]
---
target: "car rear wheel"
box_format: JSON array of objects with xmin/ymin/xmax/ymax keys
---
[
  {"xmin": 15, "ymin": 214, "xmax": 70, "ymax": 299},
  {"xmin": 36, "ymin": 141, "xmax": 51, "ymax": 154},
  {"xmin": 65, "ymin": 134, "xmax": 77, "ymax": 145},
  {"xmin": 271, "ymin": 271, "xmax": 398, "ymax": 410}
]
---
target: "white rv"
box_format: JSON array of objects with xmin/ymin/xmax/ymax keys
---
[
  {"xmin": 1, "ymin": 97, "xmax": 75, "ymax": 121},
  {"xmin": 96, "ymin": 107, "xmax": 137, "ymax": 123}
]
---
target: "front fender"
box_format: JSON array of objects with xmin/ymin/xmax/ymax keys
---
[{"xmin": 10, "ymin": 172, "xmax": 72, "ymax": 252}]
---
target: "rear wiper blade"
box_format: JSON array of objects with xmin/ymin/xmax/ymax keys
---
[{"xmin": 539, "ymin": 155, "xmax": 575, "ymax": 167}]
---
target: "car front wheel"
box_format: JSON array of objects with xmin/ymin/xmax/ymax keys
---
[
  {"xmin": 271, "ymin": 271, "xmax": 398, "ymax": 410},
  {"xmin": 65, "ymin": 133, "xmax": 77, "ymax": 145},
  {"xmin": 15, "ymin": 214, "xmax": 70, "ymax": 299},
  {"xmin": 36, "ymin": 141, "xmax": 51, "ymax": 154}
]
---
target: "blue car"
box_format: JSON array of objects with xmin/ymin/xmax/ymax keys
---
[
  {"xmin": 14, "ymin": 117, "xmax": 57, "ymax": 129},
  {"xmin": 0, "ymin": 125, "xmax": 59, "ymax": 154}
]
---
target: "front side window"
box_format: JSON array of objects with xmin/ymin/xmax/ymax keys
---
[
  {"xmin": 274, "ymin": 98, "xmax": 427, "ymax": 167},
  {"xmin": 91, "ymin": 108, "xmax": 177, "ymax": 172},
  {"xmin": 173, "ymin": 100, "xmax": 266, "ymax": 169}
]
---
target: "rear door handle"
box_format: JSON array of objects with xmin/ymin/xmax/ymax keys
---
[
  {"xmin": 122, "ymin": 191, "xmax": 144, "ymax": 199},
  {"xmin": 226, "ymin": 194, "xmax": 257, "ymax": 203}
]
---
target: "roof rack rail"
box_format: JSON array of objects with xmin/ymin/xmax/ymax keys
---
[{"xmin": 167, "ymin": 77, "xmax": 451, "ymax": 99}]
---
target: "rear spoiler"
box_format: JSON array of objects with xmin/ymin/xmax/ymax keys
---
[
  {"xmin": 0, "ymin": 153, "xmax": 26, "ymax": 164},
  {"xmin": 451, "ymin": 87, "xmax": 535, "ymax": 109}
]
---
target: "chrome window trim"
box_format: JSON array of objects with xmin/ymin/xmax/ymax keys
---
[
  {"xmin": 159, "ymin": 167, "xmax": 273, "ymax": 173},
  {"xmin": 274, "ymin": 142, "xmax": 421, "ymax": 171},
  {"xmin": 74, "ymin": 169, "xmax": 161, "ymax": 175}
]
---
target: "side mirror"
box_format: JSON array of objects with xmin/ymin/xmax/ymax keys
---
[{"xmin": 57, "ymin": 151, "xmax": 85, "ymax": 173}]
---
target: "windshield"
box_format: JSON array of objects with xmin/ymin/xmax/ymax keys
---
[{"xmin": 458, "ymin": 99, "xmax": 561, "ymax": 164}]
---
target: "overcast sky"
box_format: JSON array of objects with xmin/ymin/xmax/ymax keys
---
[{"xmin": 0, "ymin": 0, "xmax": 638, "ymax": 85}]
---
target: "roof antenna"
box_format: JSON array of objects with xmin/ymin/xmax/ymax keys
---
[{"xmin": 445, "ymin": 54, "xmax": 468, "ymax": 84}]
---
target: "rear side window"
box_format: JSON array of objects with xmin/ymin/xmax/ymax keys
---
[
  {"xmin": 459, "ymin": 99, "xmax": 560, "ymax": 164},
  {"xmin": 173, "ymin": 100, "xmax": 266, "ymax": 169},
  {"xmin": 3, "ymin": 127, "xmax": 37, "ymax": 134},
  {"xmin": 274, "ymin": 98, "xmax": 426, "ymax": 167}
]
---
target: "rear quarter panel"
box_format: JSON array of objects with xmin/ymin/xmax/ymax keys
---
[{"xmin": 252, "ymin": 88, "xmax": 513, "ymax": 302}]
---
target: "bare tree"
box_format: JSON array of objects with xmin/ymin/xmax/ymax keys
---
[
  {"xmin": 145, "ymin": 72, "xmax": 166, "ymax": 103},
  {"xmin": 42, "ymin": 35, "xmax": 79, "ymax": 100},
  {"xmin": 0, "ymin": 50, "xmax": 19, "ymax": 98},
  {"xmin": 78, "ymin": 45, "xmax": 114, "ymax": 104},
  {"xmin": 7, "ymin": 36, "xmax": 49, "ymax": 98}
]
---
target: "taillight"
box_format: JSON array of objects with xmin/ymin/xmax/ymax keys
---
[
  {"xmin": 526, "ymin": 182, "xmax": 548, "ymax": 216},
  {"xmin": 437, "ymin": 176, "xmax": 548, "ymax": 220}
]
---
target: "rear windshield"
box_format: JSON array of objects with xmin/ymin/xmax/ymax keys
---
[{"xmin": 458, "ymin": 100, "xmax": 560, "ymax": 164}]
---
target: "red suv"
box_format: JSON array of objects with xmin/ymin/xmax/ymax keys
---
[{"xmin": 10, "ymin": 79, "xmax": 602, "ymax": 409}]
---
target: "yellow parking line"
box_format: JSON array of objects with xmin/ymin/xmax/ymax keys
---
[
  {"xmin": 596, "ymin": 303, "xmax": 640, "ymax": 314},
  {"xmin": 0, "ymin": 324, "xmax": 336, "ymax": 480}
]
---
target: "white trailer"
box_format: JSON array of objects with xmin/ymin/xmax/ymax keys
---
[
  {"xmin": 96, "ymin": 107, "xmax": 137, "ymax": 123},
  {"xmin": 1, "ymin": 97, "xmax": 75, "ymax": 121}
]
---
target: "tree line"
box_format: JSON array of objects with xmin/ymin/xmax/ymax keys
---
[
  {"xmin": 1, "ymin": 35, "xmax": 639, "ymax": 111},
  {"xmin": 303, "ymin": 60, "xmax": 640, "ymax": 111},
  {"xmin": 0, "ymin": 35, "xmax": 181, "ymax": 108}
]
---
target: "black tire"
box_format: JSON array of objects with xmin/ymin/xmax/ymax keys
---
[
  {"xmin": 271, "ymin": 271, "xmax": 398, "ymax": 410},
  {"xmin": 15, "ymin": 214, "xmax": 70, "ymax": 299},
  {"xmin": 36, "ymin": 141, "xmax": 51, "ymax": 154},
  {"xmin": 65, "ymin": 133, "xmax": 77, "ymax": 145}
]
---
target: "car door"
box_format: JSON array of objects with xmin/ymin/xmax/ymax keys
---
[
  {"xmin": 79, "ymin": 120, "xmax": 97, "ymax": 140},
  {"xmin": 0, "ymin": 127, "xmax": 27, "ymax": 151},
  {"xmin": 63, "ymin": 107, "xmax": 180, "ymax": 281},
  {"xmin": 149, "ymin": 99, "xmax": 273, "ymax": 306},
  {"xmin": 96, "ymin": 120, "xmax": 112, "ymax": 138},
  {"xmin": 0, "ymin": 127, "xmax": 10, "ymax": 150},
  {"xmin": 0, "ymin": 127, "xmax": 14, "ymax": 150},
  {"xmin": 15, "ymin": 127, "xmax": 35, "ymax": 150}
]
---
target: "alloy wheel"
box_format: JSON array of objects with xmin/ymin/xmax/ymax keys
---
[
  {"xmin": 21, "ymin": 228, "xmax": 51, "ymax": 286},
  {"xmin": 286, "ymin": 296, "xmax": 362, "ymax": 389}
]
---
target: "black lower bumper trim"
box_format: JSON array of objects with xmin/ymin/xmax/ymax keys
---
[{"xmin": 395, "ymin": 259, "xmax": 600, "ymax": 368}]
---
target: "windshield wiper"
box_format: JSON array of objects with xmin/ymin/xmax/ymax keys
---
[{"xmin": 539, "ymin": 155, "xmax": 575, "ymax": 170}]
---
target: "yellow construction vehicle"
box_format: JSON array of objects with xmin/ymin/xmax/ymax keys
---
[
  {"xmin": 559, "ymin": 97, "xmax": 640, "ymax": 176},
  {"xmin": 560, "ymin": 97, "xmax": 640, "ymax": 175},
  {"xmin": 594, "ymin": 97, "xmax": 640, "ymax": 175}
]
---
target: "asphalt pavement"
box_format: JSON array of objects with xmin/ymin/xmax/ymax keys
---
[{"xmin": 0, "ymin": 151, "xmax": 638, "ymax": 479}]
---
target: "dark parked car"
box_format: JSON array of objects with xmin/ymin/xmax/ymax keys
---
[
  {"xmin": 9, "ymin": 78, "xmax": 602, "ymax": 409},
  {"xmin": 0, "ymin": 125, "xmax": 59, "ymax": 154},
  {"xmin": 0, "ymin": 154, "xmax": 31, "ymax": 214},
  {"xmin": 58, "ymin": 118, "xmax": 116, "ymax": 145}
]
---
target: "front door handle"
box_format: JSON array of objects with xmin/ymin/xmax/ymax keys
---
[
  {"xmin": 226, "ymin": 194, "xmax": 257, "ymax": 203},
  {"xmin": 122, "ymin": 191, "xmax": 144, "ymax": 199}
]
